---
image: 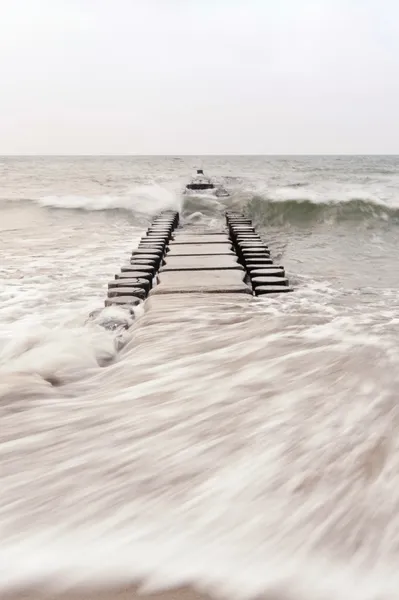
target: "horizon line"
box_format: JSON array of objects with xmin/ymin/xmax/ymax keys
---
[{"xmin": 1, "ymin": 153, "xmax": 399, "ymax": 158}]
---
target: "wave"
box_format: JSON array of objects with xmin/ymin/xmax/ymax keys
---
[
  {"xmin": 245, "ymin": 195, "xmax": 399, "ymax": 227},
  {"xmin": 2, "ymin": 179, "xmax": 399, "ymax": 229},
  {"xmin": 37, "ymin": 183, "xmax": 183, "ymax": 216}
]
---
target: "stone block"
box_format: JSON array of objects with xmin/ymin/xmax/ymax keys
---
[
  {"xmin": 130, "ymin": 258, "xmax": 158, "ymax": 266},
  {"xmin": 167, "ymin": 243, "xmax": 233, "ymax": 256},
  {"xmin": 104, "ymin": 296, "xmax": 143, "ymax": 307},
  {"xmin": 131, "ymin": 249, "xmax": 163, "ymax": 258},
  {"xmin": 252, "ymin": 276, "xmax": 289, "ymax": 287},
  {"xmin": 119, "ymin": 265, "xmax": 156, "ymax": 276},
  {"xmin": 150, "ymin": 269, "xmax": 251, "ymax": 294},
  {"xmin": 239, "ymin": 242, "xmax": 269, "ymax": 249},
  {"xmin": 250, "ymin": 267, "xmax": 284, "ymax": 277},
  {"xmin": 255, "ymin": 286, "xmax": 293, "ymax": 295},
  {"xmin": 108, "ymin": 287, "xmax": 147, "ymax": 298},
  {"xmin": 245, "ymin": 259, "xmax": 274, "ymax": 267},
  {"xmin": 109, "ymin": 278, "xmax": 150, "ymax": 291},
  {"xmin": 144, "ymin": 292, "xmax": 253, "ymax": 312},
  {"xmin": 172, "ymin": 234, "xmax": 230, "ymax": 244},
  {"xmin": 161, "ymin": 254, "xmax": 243, "ymax": 271}
]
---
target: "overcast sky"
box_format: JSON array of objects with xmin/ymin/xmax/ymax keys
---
[{"xmin": 0, "ymin": 0, "xmax": 398, "ymax": 154}]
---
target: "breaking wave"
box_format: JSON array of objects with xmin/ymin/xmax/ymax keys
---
[
  {"xmin": 37, "ymin": 183, "xmax": 183, "ymax": 216},
  {"xmin": 29, "ymin": 189, "xmax": 399, "ymax": 230},
  {"xmin": 244, "ymin": 195, "xmax": 399, "ymax": 227},
  {"xmin": 2, "ymin": 175, "xmax": 399, "ymax": 230}
]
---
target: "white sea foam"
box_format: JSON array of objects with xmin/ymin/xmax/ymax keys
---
[
  {"xmin": 1, "ymin": 156, "xmax": 399, "ymax": 599},
  {"xmin": 1, "ymin": 293, "xmax": 399, "ymax": 600},
  {"xmin": 38, "ymin": 183, "xmax": 183, "ymax": 215}
]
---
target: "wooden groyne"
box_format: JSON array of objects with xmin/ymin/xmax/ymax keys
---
[{"xmin": 105, "ymin": 210, "xmax": 292, "ymax": 309}]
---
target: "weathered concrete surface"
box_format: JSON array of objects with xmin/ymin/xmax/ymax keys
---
[
  {"xmin": 160, "ymin": 254, "xmax": 243, "ymax": 271},
  {"xmin": 119, "ymin": 265, "xmax": 156, "ymax": 275},
  {"xmin": 142, "ymin": 293, "xmax": 254, "ymax": 324},
  {"xmin": 239, "ymin": 242, "xmax": 269, "ymax": 249},
  {"xmin": 138, "ymin": 242, "xmax": 165, "ymax": 248},
  {"xmin": 255, "ymin": 285, "xmax": 293, "ymax": 294},
  {"xmin": 172, "ymin": 234, "xmax": 230, "ymax": 244},
  {"xmin": 243, "ymin": 254, "xmax": 271, "ymax": 261},
  {"xmin": 250, "ymin": 267, "xmax": 285, "ymax": 277},
  {"xmin": 105, "ymin": 295, "xmax": 144, "ymax": 306},
  {"xmin": 109, "ymin": 278, "xmax": 150, "ymax": 290},
  {"xmin": 132, "ymin": 249, "xmax": 163, "ymax": 257},
  {"xmin": 243, "ymin": 250, "xmax": 271, "ymax": 257},
  {"xmin": 230, "ymin": 225, "xmax": 255, "ymax": 230},
  {"xmin": 145, "ymin": 292, "xmax": 253, "ymax": 310},
  {"xmin": 246, "ymin": 261, "xmax": 273, "ymax": 268},
  {"xmin": 130, "ymin": 258, "xmax": 158, "ymax": 265},
  {"xmin": 252, "ymin": 276, "xmax": 289, "ymax": 286},
  {"xmin": 145, "ymin": 234, "xmax": 170, "ymax": 239},
  {"xmin": 108, "ymin": 287, "xmax": 147, "ymax": 297},
  {"xmin": 103, "ymin": 210, "xmax": 293, "ymax": 309},
  {"xmin": 119, "ymin": 269, "xmax": 153, "ymax": 279},
  {"xmin": 167, "ymin": 243, "xmax": 233, "ymax": 256},
  {"xmin": 148, "ymin": 225, "xmax": 172, "ymax": 230},
  {"xmin": 150, "ymin": 269, "xmax": 251, "ymax": 295}
]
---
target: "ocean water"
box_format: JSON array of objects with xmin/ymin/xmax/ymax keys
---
[{"xmin": 1, "ymin": 155, "xmax": 399, "ymax": 600}]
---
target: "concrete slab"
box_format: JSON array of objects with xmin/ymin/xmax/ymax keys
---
[
  {"xmin": 138, "ymin": 242, "xmax": 165, "ymax": 248},
  {"xmin": 255, "ymin": 286, "xmax": 294, "ymax": 295},
  {"xmin": 143, "ymin": 293, "xmax": 253, "ymax": 319},
  {"xmin": 109, "ymin": 278, "xmax": 150, "ymax": 289},
  {"xmin": 245, "ymin": 257, "xmax": 273, "ymax": 266},
  {"xmin": 130, "ymin": 258, "xmax": 158, "ymax": 266},
  {"xmin": 151, "ymin": 218, "xmax": 175, "ymax": 223},
  {"xmin": 105, "ymin": 296, "xmax": 143, "ymax": 307},
  {"xmin": 252, "ymin": 276, "xmax": 289, "ymax": 286},
  {"xmin": 239, "ymin": 242, "xmax": 268, "ymax": 248},
  {"xmin": 147, "ymin": 228, "xmax": 172, "ymax": 234},
  {"xmin": 108, "ymin": 287, "xmax": 147, "ymax": 298},
  {"xmin": 145, "ymin": 292, "xmax": 253, "ymax": 310},
  {"xmin": 230, "ymin": 226, "xmax": 255, "ymax": 232},
  {"xmin": 250, "ymin": 268, "xmax": 284, "ymax": 276},
  {"xmin": 139, "ymin": 293, "xmax": 254, "ymax": 327},
  {"xmin": 228, "ymin": 219, "xmax": 252, "ymax": 224},
  {"xmin": 160, "ymin": 254, "xmax": 243, "ymax": 271},
  {"xmin": 132, "ymin": 249, "xmax": 163, "ymax": 257},
  {"xmin": 118, "ymin": 265, "xmax": 156, "ymax": 274},
  {"xmin": 117, "ymin": 271, "xmax": 153, "ymax": 281},
  {"xmin": 172, "ymin": 234, "xmax": 230, "ymax": 244},
  {"xmin": 173, "ymin": 228, "xmax": 225, "ymax": 234},
  {"xmin": 150, "ymin": 269, "xmax": 251, "ymax": 295},
  {"xmin": 145, "ymin": 234, "xmax": 170, "ymax": 239},
  {"xmin": 242, "ymin": 251, "xmax": 271, "ymax": 259},
  {"xmin": 167, "ymin": 243, "xmax": 233, "ymax": 256}
]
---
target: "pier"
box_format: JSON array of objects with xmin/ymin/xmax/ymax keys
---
[{"xmin": 105, "ymin": 210, "xmax": 292, "ymax": 311}]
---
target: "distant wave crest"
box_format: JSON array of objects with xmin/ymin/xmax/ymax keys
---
[
  {"xmin": 1, "ymin": 179, "xmax": 398, "ymax": 229},
  {"xmin": 37, "ymin": 183, "xmax": 182, "ymax": 215},
  {"xmin": 245, "ymin": 194, "xmax": 397, "ymax": 226}
]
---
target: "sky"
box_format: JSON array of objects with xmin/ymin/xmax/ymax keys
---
[{"xmin": 0, "ymin": 0, "xmax": 398, "ymax": 155}]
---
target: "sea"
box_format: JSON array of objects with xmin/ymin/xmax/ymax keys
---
[{"xmin": 1, "ymin": 155, "xmax": 399, "ymax": 600}]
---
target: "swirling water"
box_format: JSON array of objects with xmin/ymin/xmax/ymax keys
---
[{"xmin": 1, "ymin": 155, "xmax": 399, "ymax": 600}]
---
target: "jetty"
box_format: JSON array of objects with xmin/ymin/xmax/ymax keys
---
[{"xmin": 105, "ymin": 211, "xmax": 292, "ymax": 312}]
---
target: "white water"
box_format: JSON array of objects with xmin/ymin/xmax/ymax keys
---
[{"xmin": 1, "ymin": 156, "xmax": 399, "ymax": 599}]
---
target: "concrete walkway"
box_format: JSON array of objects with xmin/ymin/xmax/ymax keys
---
[{"xmin": 105, "ymin": 210, "xmax": 292, "ymax": 311}]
